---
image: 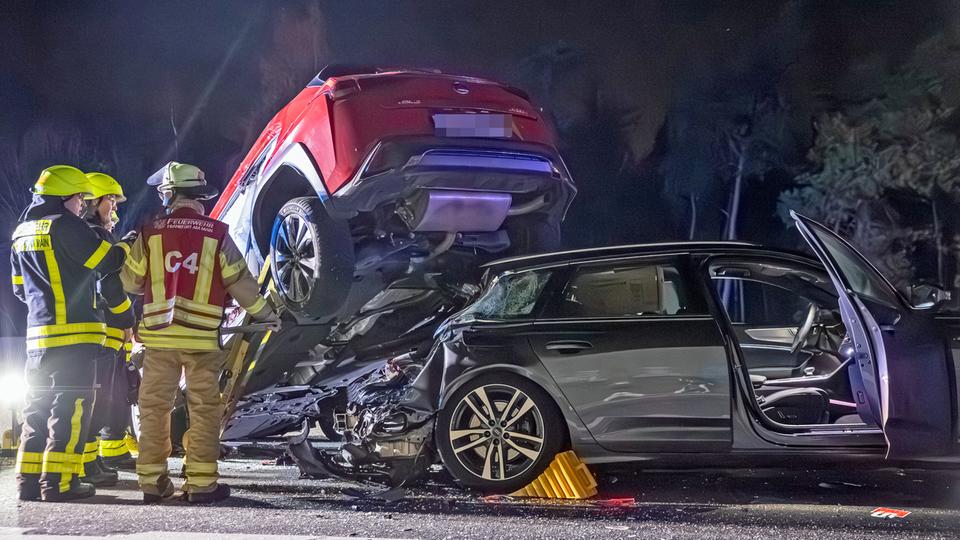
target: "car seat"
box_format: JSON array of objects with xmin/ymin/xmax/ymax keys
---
[{"xmin": 758, "ymin": 387, "xmax": 830, "ymax": 425}]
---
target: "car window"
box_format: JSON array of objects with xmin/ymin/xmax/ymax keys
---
[
  {"xmin": 459, "ymin": 270, "xmax": 552, "ymax": 321},
  {"xmin": 547, "ymin": 263, "xmax": 694, "ymax": 318},
  {"xmin": 807, "ymin": 223, "xmax": 901, "ymax": 307},
  {"xmin": 713, "ymin": 278, "xmax": 811, "ymax": 326}
]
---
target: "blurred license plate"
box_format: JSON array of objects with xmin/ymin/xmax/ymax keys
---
[{"xmin": 433, "ymin": 113, "xmax": 512, "ymax": 138}]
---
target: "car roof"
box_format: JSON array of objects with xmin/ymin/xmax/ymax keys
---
[
  {"xmin": 307, "ymin": 64, "xmax": 509, "ymax": 89},
  {"xmin": 483, "ymin": 241, "xmax": 819, "ymax": 274}
]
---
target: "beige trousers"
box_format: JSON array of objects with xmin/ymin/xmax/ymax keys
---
[{"xmin": 136, "ymin": 348, "xmax": 223, "ymax": 495}]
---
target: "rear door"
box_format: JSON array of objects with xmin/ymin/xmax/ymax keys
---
[
  {"xmin": 529, "ymin": 256, "xmax": 732, "ymax": 453},
  {"xmin": 792, "ymin": 212, "xmax": 953, "ymax": 459}
]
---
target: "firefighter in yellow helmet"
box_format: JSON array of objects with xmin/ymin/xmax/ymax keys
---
[
  {"xmin": 11, "ymin": 165, "xmax": 130, "ymax": 501},
  {"xmin": 121, "ymin": 162, "xmax": 279, "ymax": 503},
  {"xmin": 79, "ymin": 173, "xmax": 137, "ymax": 483}
]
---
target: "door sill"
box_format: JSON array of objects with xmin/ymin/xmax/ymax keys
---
[{"xmin": 792, "ymin": 424, "xmax": 882, "ymax": 436}]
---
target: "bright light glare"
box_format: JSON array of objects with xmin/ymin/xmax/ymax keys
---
[{"xmin": 0, "ymin": 373, "xmax": 27, "ymax": 407}]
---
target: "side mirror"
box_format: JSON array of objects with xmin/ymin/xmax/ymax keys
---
[{"xmin": 910, "ymin": 282, "xmax": 951, "ymax": 310}]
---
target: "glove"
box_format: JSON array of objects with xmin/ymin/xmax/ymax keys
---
[
  {"xmin": 261, "ymin": 310, "xmax": 282, "ymax": 332},
  {"xmin": 120, "ymin": 229, "xmax": 139, "ymax": 245},
  {"xmin": 124, "ymin": 362, "xmax": 141, "ymax": 406}
]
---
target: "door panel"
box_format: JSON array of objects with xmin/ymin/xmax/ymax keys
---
[
  {"xmin": 793, "ymin": 212, "xmax": 952, "ymax": 459},
  {"xmin": 744, "ymin": 327, "xmax": 796, "ymax": 344},
  {"xmin": 530, "ymin": 318, "xmax": 731, "ymax": 452},
  {"xmin": 733, "ymin": 325, "xmax": 812, "ymax": 379}
]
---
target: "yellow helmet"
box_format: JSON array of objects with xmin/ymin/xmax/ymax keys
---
[
  {"xmin": 84, "ymin": 172, "xmax": 127, "ymax": 202},
  {"xmin": 32, "ymin": 165, "xmax": 92, "ymax": 197}
]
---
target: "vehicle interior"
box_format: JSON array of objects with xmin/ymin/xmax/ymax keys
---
[
  {"xmin": 707, "ymin": 257, "xmax": 872, "ymax": 430},
  {"xmin": 553, "ymin": 264, "xmax": 687, "ymax": 318}
]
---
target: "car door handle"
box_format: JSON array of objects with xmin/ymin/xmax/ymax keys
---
[{"xmin": 545, "ymin": 340, "xmax": 593, "ymax": 353}]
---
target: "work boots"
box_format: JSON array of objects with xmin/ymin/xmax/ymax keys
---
[
  {"xmin": 187, "ymin": 483, "xmax": 231, "ymax": 504},
  {"xmin": 42, "ymin": 481, "xmax": 96, "ymax": 502},
  {"xmin": 18, "ymin": 481, "xmax": 41, "ymax": 502},
  {"xmin": 82, "ymin": 459, "xmax": 119, "ymax": 487},
  {"xmin": 102, "ymin": 454, "xmax": 137, "ymax": 471},
  {"xmin": 142, "ymin": 475, "xmax": 177, "ymax": 504}
]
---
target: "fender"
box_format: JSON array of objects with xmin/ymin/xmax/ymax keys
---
[{"xmin": 259, "ymin": 141, "xmax": 330, "ymax": 204}]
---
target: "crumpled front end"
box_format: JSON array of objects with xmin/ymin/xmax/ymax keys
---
[{"xmin": 287, "ymin": 351, "xmax": 440, "ymax": 485}]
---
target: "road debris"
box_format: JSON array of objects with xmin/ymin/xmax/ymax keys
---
[{"xmin": 871, "ymin": 507, "xmax": 911, "ymax": 519}]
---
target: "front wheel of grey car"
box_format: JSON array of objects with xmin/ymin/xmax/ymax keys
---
[{"xmin": 435, "ymin": 373, "xmax": 565, "ymax": 493}]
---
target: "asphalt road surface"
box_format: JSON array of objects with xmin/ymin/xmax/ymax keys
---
[{"xmin": 1, "ymin": 455, "xmax": 959, "ymax": 539}]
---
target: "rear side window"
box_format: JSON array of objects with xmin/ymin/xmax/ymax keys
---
[
  {"xmin": 460, "ymin": 270, "xmax": 552, "ymax": 321},
  {"xmin": 547, "ymin": 262, "xmax": 700, "ymax": 318}
]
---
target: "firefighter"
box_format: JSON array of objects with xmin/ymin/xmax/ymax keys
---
[
  {"xmin": 80, "ymin": 172, "xmax": 136, "ymax": 482},
  {"xmin": 100, "ymin": 210, "xmax": 140, "ymax": 471},
  {"xmin": 120, "ymin": 161, "xmax": 279, "ymax": 504},
  {"xmin": 11, "ymin": 165, "xmax": 129, "ymax": 501}
]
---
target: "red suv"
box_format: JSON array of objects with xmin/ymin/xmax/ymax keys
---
[{"xmin": 211, "ymin": 66, "xmax": 576, "ymax": 322}]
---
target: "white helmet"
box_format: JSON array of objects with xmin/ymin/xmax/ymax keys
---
[{"xmin": 147, "ymin": 161, "xmax": 219, "ymax": 205}]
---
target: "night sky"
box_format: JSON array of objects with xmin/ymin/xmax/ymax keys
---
[{"xmin": 2, "ymin": 0, "xmax": 960, "ymax": 334}]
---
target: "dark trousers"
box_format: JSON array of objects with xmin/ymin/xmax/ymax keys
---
[
  {"xmin": 16, "ymin": 344, "xmax": 98, "ymax": 496},
  {"xmin": 100, "ymin": 348, "xmax": 133, "ymax": 459},
  {"xmin": 82, "ymin": 349, "xmax": 118, "ymax": 471}
]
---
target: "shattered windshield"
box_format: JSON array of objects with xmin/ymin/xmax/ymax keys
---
[{"xmin": 460, "ymin": 270, "xmax": 552, "ymax": 321}]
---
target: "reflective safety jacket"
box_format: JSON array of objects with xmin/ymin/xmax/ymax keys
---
[
  {"xmin": 89, "ymin": 224, "xmax": 135, "ymax": 353},
  {"xmin": 10, "ymin": 200, "xmax": 128, "ymax": 351},
  {"xmin": 121, "ymin": 203, "xmax": 270, "ymax": 351}
]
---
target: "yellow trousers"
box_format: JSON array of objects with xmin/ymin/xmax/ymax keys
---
[{"xmin": 136, "ymin": 348, "xmax": 223, "ymax": 495}]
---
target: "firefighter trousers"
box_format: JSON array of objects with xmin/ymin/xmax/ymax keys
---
[
  {"xmin": 95, "ymin": 348, "xmax": 133, "ymax": 461},
  {"xmin": 137, "ymin": 348, "xmax": 223, "ymax": 495},
  {"xmin": 16, "ymin": 344, "xmax": 97, "ymax": 497},
  {"xmin": 81, "ymin": 349, "xmax": 117, "ymax": 471}
]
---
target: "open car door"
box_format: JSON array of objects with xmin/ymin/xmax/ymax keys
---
[{"xmin": 792, "ymin": 211, "xmax": 952, "ymax": 459}]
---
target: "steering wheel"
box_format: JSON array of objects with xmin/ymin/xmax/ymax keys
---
[{"xmin": 790, "ymin": 303, "xmax": 818, "ymax": 355}]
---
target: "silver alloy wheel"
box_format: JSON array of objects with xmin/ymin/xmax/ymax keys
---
[
  {"xmin": 274, "ymin": 214, "xmax": 317, "ymax": 304},
  {"xmin": 447, "ymin": 383, "xmax": 545, "ymax": 482}
]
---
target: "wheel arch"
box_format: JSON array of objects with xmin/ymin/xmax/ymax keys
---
[{"xmin": 252, "ymin": 142, "xmax": 330, "ymax": 258}]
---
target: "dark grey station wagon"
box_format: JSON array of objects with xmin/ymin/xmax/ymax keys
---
[
  {"xmin": 312, "ymin": 212, "xmax": 958, "ymax": 492},
  {"xmin": 294, "ymin": 213, "xmax": 960, "ymax": 494}
]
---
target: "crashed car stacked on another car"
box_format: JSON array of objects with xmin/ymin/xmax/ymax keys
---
[{"xmin": 208, "ymin": 65, "xmax": 960, "ymax": 495}]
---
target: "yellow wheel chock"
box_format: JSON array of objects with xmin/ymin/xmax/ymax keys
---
[{"xmin": 510, "ymin": 450, "xmax": 598, "ymax": 499}]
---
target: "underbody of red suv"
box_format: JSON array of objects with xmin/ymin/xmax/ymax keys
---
[{"xmin": 212, "ymin": 66, "xmax": 576, "ymax": 324}]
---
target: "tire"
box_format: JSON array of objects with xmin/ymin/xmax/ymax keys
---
[
  {"xmin": 435, "ymin": 373, "xmax": 565, "ymax": 493},
  {"xmin": 505, "ymin": 215, "xmax": 561, "ymax": 256},
  {"xmin": 270, "ymin": 197, "xmax": 354, "ymax": 320},
  {"xmin": 315, "ymin": 400, "xmax": 343, "ymax": 442}
]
